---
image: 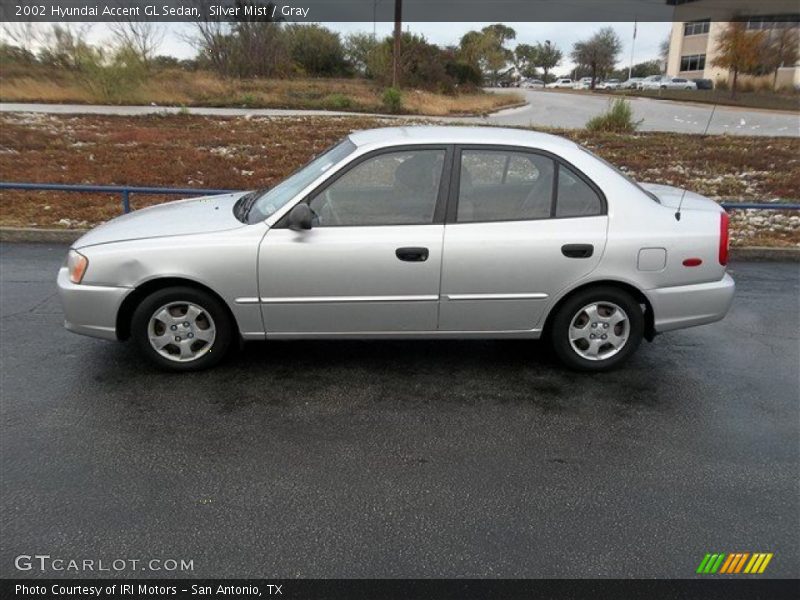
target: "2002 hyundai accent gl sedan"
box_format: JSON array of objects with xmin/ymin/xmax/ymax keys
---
[{"xmin": 58, "ymin": 126, "xmax": 734, "ymax": 372}]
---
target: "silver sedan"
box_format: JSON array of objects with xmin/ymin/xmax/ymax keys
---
[{"xmin": 58, "ymin": 126, "xmax": 734, "ymax": 371}]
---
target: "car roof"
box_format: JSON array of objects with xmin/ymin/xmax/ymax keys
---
[{"xmin": 348, "ymin": 126, "xmax": 578, "ymax": 152}]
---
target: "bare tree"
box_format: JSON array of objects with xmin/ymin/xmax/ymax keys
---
[
  {"xmin": 1, "ymin": 22, "xmax": 41, "ymax": 51},
  {"xmin": 108, "ymin": 19, "xmax": 165, "ymax": 67},
  {"xmin": 37, "ymin": 24, "xmax": 95, "ymax": 69},
  {"xmin": 765, "ymin": 26, "xmax": 800, "ymax": 90},
  {"xmin": 186, "ymin": 0, "xmax": 290, "ymax": 78}
]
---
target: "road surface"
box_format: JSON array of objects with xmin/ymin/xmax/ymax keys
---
[
  {"xmin": 1, "ymin": 243, "xmax": 798, "ymax": 578},
  {"xmin": 2, "ymin": 89, "xmax": 798, "ymax": 136}
]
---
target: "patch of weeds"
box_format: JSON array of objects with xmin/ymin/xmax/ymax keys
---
[{"xmin": 586, "ymin": 98, "xmax": 643, "ymax": 133}]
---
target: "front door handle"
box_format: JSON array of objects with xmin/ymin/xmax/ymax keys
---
[
  {"xmin": 396, "ymin": 247, "xmax": 429, "ymax": 262},
  {"xmin": 562, "ymin": 244, "xmax": 594, "ymax": 259}
]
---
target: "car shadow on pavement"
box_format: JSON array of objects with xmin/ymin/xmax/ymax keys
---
[{"xmin": 82, "ymin": 337, "xmax": 671, "ymax": 418}]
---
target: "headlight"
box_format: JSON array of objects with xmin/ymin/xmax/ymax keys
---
[{"xmin": 67, "ymin": 249, "xmax": 89, "ymax": 284}]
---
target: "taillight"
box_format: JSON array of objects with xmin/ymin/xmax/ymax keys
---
[{"xmin": 719, "ymin": 211, "xmax": 730, "ymax": 266}]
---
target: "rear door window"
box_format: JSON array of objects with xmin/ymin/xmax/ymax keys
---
[{"xmin": 457, "ymin": 150, "xmax": 555, "ymax": 222}]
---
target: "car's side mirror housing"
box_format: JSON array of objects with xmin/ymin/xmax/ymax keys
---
[{"xmin": 288, "ymin": 203, "xmax": 313, "ymax": 230}]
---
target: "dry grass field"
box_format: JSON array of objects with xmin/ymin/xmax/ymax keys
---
[
  {"xmin": 0, "ymin": 113, "xmax": 797, "ymax": 246},
  {"xmin": 0, "ymin": 69, "xmax": 523, "ymax": 116}
]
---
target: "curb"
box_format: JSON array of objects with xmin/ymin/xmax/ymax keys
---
[
  {"xmin": 0, "ymin": 227, "xmax": 88, "ymax": 243},
  {"xmin": 1, "ymin": 228, "xmax": 798, "ymax": 262},
  {"xmin": 729, "ymin": 246, "xmax": 800, "ymax": 262}
]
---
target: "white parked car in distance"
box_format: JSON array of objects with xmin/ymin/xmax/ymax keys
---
[
  {"xmin": 640, "ymin": 75, "xmax": 698, "ymax": 90},
  {"xmin": 521, "ymin": 79, "xmax": 545, "ymax": 89},
  {"xmin": 546, "ymin": 78, "xmax": 573, "ymax": 89},
  {"xmin": 597, "ymin": 79, "xmax": 622, "ymax": 90},
  {"xmin": 573, "ymin": 77, "xmax": 593, "ymax": 90},
  {"xmin": 621, "ymin": 77, "xmax": 645, "ymax": 89}
]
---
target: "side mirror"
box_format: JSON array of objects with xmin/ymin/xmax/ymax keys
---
[{"xmin": 288, "ymin": 203, "xmax": 313, "ymax": 230}]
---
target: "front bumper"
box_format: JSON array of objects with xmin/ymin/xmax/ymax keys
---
[
  {"xmin": 646, "ymin": 273, "xmax": 735, "ymax": 333},
  {"xmin": 57, "ymin": 267, "xmax": 132, "ymax": 341}
]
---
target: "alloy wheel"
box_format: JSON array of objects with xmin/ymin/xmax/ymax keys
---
[
  {"xmin": 568, "ymin": 301, "xmax": 630, "ymax": 361},
  {"xmin": 147, "ymin": 302, "xmax": 216, "ymax": 362}
]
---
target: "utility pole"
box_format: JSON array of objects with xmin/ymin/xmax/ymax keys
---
[
  {"xmin": 392, "ymin": 0, "xmax": 402, "ymax": 88},
  {"xmin": 628, "ymin": 19, "xmax": 637, "ymax": 81}
]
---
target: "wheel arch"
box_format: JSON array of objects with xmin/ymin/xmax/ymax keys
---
[
  {"xmin": 542, "ymin": 279, "xmax": 656, "ymax": 342},
  {"xmin": 116, "ymin": 277, "xmax": 238, "ymax": 341}
]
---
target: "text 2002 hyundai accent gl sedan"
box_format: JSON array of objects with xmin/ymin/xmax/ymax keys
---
[{"xmin": 58, "ymin": 127, "xmax": 734, "ymax": 372}]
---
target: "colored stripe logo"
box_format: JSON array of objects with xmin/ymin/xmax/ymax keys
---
[{"xmin": 696, "ymin": 552, "xmax": 773, "ymax": 574}]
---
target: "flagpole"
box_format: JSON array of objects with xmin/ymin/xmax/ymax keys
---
[{"xmin": 628, "ymin": 19, "xmax": 637, "ymax": 81}]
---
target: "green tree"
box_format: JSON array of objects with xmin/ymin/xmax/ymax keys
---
[
  {"xmin": 514, "ymin": 43, "xmax": 539, "ymax": 78},
  {"xmin": 630, "ymin": 59, "xmax": 663, "ymax": 78},
  {"xmin": 458, "ymin": 24, "xmax": 517, "ymax": 85},
  {"xmin": 344, "ymin": 32, "xmax": 380, "ymax": 77},
  {"xmin": 285, "ymin": 24, "xmax": 348, "ymax": 76},
  {"xmin": 535, "ymin": 40, "xmax": 562, "ymax": 82},
  {"xmin": 570, "ymin": 27, "xmax": 622, "ymax": 89}
]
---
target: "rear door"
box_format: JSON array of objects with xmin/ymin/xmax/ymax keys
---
[
  {"xmin": 258, "ymin": 145, "xmax": 452, "ymax": 335},
  {"xmin": 438, "ymin": 146, "xmax": 608, "ymax": 332}
]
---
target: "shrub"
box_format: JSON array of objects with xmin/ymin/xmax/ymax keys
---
[
  {"xmin": 382, "ymin": 87, "xmax": 403, "ymax": 113},
  {"xmin": 285, "ymin": 24, "xmax": 349, "ymax": 77},
  {"xmin": 369, "ymin": 33, "xmax": 456, "ymax": 92},
  {"xmin": 325, "ymin": 93, "xmax": 353, "ymax": 110},
  {"xmin": 77, "ymin": 45, "xmax": 146, "ymax": 103},
  {"xmin": 585, "ymin": 98, "xmax": 642, "ymax": 133}
]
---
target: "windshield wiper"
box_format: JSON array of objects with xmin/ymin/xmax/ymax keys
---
[{"xmin": 235, "ymin": 188, "xmax": 269, "ymax": 223}]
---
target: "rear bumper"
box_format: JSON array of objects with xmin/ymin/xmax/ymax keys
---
[
  {"xmin": 57, "ymin": 267, "xmax": 132, "ymax": 341},
  {"xmin": 646, "ymin": 273, "xmax": 735, "ymax": 333}
]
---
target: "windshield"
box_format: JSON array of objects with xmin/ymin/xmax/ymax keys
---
[{"xmin": 245, "ymin": 138, "xmax": 357, "ymax": 223}]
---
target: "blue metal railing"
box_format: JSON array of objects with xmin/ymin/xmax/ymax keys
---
[
  {"xmin": 0, "ymin": 182, "xmax": 237, "ymax": 214},
  {"xmin": 0, "ymin": 181, "xmax": 799, "ymax": 214}
]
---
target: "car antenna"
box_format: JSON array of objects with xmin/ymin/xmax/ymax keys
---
[{"xmin": 675, "ymin": 103, "xmax": 718, "ymax": 221}]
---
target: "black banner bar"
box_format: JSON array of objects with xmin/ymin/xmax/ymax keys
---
[
  {"xmin": 2, "ymin": 579, "xmax": 799, "ymax": 600},
  {"xmin": 2, "ymin": 0, "xmax": 799, "ymax": 23}
]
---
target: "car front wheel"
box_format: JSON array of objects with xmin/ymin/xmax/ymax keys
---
[
  {"xmin": 549, "ymin": 286, "xmax": 644, "ymax": 371},
  {"xmin": 131, "ymin": 286, "xmax": 233, "ymax": 371}
]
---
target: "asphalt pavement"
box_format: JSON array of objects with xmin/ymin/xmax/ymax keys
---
[
  {"xmin": 2, "ymin": 88, "xmax": 798, "ymax": 136},
  {"xmin": 0, "ymin": 243, "xmax": 798, "ymax": 578}
]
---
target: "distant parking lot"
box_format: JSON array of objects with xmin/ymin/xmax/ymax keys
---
[{"xmin": 1, "ymin": 243, "xmax": 798, "ymax": 578}]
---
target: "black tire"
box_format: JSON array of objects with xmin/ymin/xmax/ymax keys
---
[
  {"xmin": 549, "ymin": 286, "xmax": 644, "ymax": 372},
  {"xmin": 131, "ymin": 286, "xmax": 233, "ymax": 371}
]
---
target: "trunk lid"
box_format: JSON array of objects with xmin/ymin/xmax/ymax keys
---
[{"xmin": 639, "ymin": 183, "xmax": 725, "ymax": 213}]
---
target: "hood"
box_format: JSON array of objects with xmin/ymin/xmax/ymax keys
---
[
  {"xmin": 73, "ymin": 192, "xmax": 249, "ymax": 248},
  {"xmin": 638, "ymin": 183, "xmax": 724, "ymax": 213}
]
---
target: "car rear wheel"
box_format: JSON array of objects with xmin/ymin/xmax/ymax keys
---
[
  {"xmin": 131, "ymin": 286, "xmax": 233, "ymax": 371},
  {"xmin": 549, "ymin": 286, "xmax": 644, "ymax": 372}
]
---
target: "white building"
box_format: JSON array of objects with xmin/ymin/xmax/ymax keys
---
[{"xmin": 666, "ymin": 4, "xmax": 799, "ymax": 89}]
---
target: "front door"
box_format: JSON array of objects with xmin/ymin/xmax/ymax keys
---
[
  {"xmin": 439, "ymin": 147, "xmax": 608, "ymax": 332},
  {"xmin": 258, "ymin": 146, "xmax": 450, "ymax": 335}
]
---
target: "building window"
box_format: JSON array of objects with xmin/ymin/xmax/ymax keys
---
[
  {"xmin": 684, "ymin": 20, "xmax": 710, "ymax": 36},
  {"xmin": 680, "ymin": 54, "xmax": 706, "ymax": 71}
]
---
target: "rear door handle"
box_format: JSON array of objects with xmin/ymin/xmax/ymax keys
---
[
  {"xmin": 396, "ymin": 247, "xmax": 429, "ymax": 262},
  {"xmin": 562, "ymin": 244, "xmax": 594, "ymax": 259}
]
